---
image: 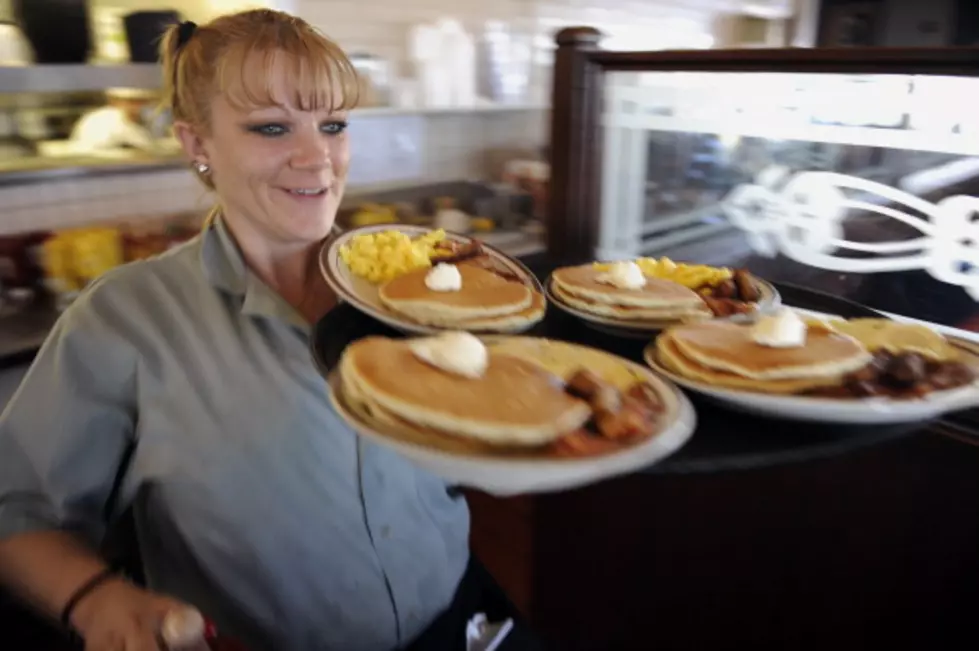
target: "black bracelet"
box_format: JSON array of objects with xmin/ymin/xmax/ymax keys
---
[{"xmin": 60, "ymin": 568, "xmax": 118, "ymax": 630}]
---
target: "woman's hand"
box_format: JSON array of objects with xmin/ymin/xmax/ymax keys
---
[{"xmin": 71, "ymin": 577, "xmax": 206, "ymax": 650}]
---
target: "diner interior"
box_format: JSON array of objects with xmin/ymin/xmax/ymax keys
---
[{"xmin": 2, "ymin": 0, "xmax": 979, "ymax": 649}]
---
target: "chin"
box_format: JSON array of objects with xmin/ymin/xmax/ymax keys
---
[
  {"xmin": 294, "ymin": 218, "xmax": 336, "ymax": 244},
  {"xmin": 282, "ymin": 208, "xmax": 338, "ymax": 243}
]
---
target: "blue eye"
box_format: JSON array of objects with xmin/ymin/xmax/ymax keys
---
[
  {"xmin": 250, "ymin": 124, "xmax": 287, "ymax": 136},
  {"xmin": 321, "ymin": 121, "xmax": 348, "ymax": 135}
]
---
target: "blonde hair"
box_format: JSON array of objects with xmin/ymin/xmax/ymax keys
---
[{"xmin": 159, "ymin": 8, "xmax": 360, "ymax": 203}]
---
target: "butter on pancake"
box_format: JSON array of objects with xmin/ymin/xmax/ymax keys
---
[
  {"xmin": 550, "ymin": 281, "xmax": 711, "ymax": 321},
  {"xmin": 339, "ymin": 336, "xmax": 591, "ymax": 447},
  {"xmin": 551, "ymin": 263, "xmax": 712, "ymax": 321},
  {"xmin": 656, "ymin": 320, "xmax": 874, "ymax": 393},
  {"xmin": 552, "ymin": 264, "xmax": 705, "ymax": 308},
  {"xmin": 379, "ymin": 264, "xmax": 534, "ymax": 327},
  {"xmin": 666, "ymin": 321, "xmax": 871, "ymax": 381},
  {"xmin": 656, "ymin": 334, "xmax": 848, "ymax": 394}
]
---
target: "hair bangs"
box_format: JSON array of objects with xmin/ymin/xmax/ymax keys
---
[{"xmin": 216, "ymin": 32, "xmax": 360, "ymax": 113}]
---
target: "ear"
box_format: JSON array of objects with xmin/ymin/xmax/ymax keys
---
[{"xmin": 173, "ymin": 121, "xmax": 209, "ymax": 164}]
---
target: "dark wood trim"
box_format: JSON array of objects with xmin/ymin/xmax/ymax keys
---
[
  {"xmin": 587, "ymin": 46, "xmax": 979, "ymax": 74},
  {"xmin": 546, "ymin": 27, "xmax": 604, "ymax": 266}
]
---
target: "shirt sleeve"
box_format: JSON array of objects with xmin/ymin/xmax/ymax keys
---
[{"xmin": 0, "ymin": 284, "xmax": 138, "ymax": 547}]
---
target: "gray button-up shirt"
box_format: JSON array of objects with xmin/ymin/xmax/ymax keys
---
[{"xmin": 0, "ymin": 219, "xmax": 470, "ymax": 651}]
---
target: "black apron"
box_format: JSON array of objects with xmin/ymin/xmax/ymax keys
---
[{"xmin": 405, "ymin": 558, "xmax": 546, "ymax": 651}]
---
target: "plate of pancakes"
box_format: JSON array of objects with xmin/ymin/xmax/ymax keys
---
[
  {"xmin": 322, "ymin": 225, "xmax": 546, "ymax": 335},
  {"xmin": 329, "ymin": 333, "xmax": 696, "ymax": 495},
  {"xmin": 546, "ymin": 260, "xmax": 779, "ymax": 338},
  {"xmin": 646, "ymin": 313, "xmax": 979, "ymax": 424}
]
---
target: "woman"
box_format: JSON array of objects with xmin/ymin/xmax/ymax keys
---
[{"xmin": 0, "ymin": 10, "xmax": 532, "ymax": 651}]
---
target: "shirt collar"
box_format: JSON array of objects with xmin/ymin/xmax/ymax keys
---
[{"xmin": 200, "ymin": 216, "xmax": 309, "ymax": 330}]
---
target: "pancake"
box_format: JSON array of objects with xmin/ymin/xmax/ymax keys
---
[
  {"xmin": 551, "ymin": 279, "xmax": 712, "ymax": 321},
  {"xmin": 827, "ymin": 318, "xmax": 958, "ymax": 361},
  {"xmin": 665, "ymin": 321, "xmax": 872, "ymax": 381},
  {"xmin": 551, "ymin": 264, "xmax": 705, "ymax": 308},
  {"xmin": 379, "ymin": 265, "xmax": 532, "ymax": 323},
  {"xmin": 340, "ymin": 380, "xmax": 553, "ymax": 458},
  {"xmin": 339, "ymin": 336, "xmax": 591, "ymax": 446},
  {"xmin": 655, "ymin": 335, "xmax": 847, "ymax": 394},
  {"xmin": 450, "ymin": 290, "xmax": 546, "ymax": 330}
]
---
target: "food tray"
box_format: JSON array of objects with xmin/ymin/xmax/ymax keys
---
[{"xmin": 313, "ymin": 278, "xmax": 959, "ymax": 475}]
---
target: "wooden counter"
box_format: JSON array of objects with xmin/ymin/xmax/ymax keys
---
[{"xmin": 469, "ymin": 429, "xmax": 979, "ymax": 650}]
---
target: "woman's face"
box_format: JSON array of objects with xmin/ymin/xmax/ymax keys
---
[{"xmin": 177, "ymin": 56, "xmax": 350, "ymax": 248}]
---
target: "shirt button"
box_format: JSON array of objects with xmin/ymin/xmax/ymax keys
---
[{"xmin": 380, "ymin": 525, "xmax": 391, "ymax": 538}]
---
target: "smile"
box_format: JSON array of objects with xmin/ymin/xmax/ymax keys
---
[{"xmin": 286, "ymin": 188, "xmax": 328, "ymax": 196}]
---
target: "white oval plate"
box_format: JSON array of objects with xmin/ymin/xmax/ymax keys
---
[
  {"xmin": 321, "ymin": 225, "xmax": 545, "ymax": 335},
  {"xmin": 545, "ymin": 274, "xmax": 781, "ymax": 339},
  {"xmin": 327, "ymin": 337, "xmax": 697, "ymax": 496},
  {"xmin": 644, "ymin": 337, "xmax": 979, "ymax": 425}
]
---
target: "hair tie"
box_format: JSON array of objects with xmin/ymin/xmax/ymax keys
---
[{"xmin": 175, "ymin": 21, "xmax": 197, "ymax": 52}]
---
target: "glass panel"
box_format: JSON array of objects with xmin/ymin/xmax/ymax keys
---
[{"xmin": 600, "ymin": 70, "xmax": 979, "ymax": 329}]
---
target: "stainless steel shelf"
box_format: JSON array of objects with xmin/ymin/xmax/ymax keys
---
[{"xmin": 0, "ymin": 64, "xmax": 163, "ymax": 94}]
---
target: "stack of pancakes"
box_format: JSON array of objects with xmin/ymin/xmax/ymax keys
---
[
  {"xmin": 339, "ymin": 336, "xmax": 591, "ymax": 448},
  {"xmin": 656, "ymin": 321, "xmax": 873, "ymax": 394},
  {"xmin": 551, "ymin": 264, "xmax": 712, "ymax": 323},
  {"xmin": 378, "ymin": 264, "xmax": 545, "ymax": 330}
]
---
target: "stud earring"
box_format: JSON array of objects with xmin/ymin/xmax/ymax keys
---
[{"xmin": 193, "ymin": 161, "xmax": 211, "ymax": 175}]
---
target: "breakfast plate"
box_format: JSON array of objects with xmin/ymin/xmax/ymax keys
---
[
  {"xmin": 545, "ymin": 261, "xmax": 780, "ymax": 338},
  {"xmin": 328, "ymin": 335, "xmax": 696, "ymax": 495},
  {"xmin": 321, "ymin": 225, "xmax": 545, "ymax": 335},
  {"xmin": 644, "ymin": 316, "xmax": 979, "ymax": 425}
]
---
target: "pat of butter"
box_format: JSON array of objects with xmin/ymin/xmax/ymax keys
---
[
  {"xmin": 751, "ymin": 309, "xmax": 807, "ymax": 348},
  {"xmin": 596, "ymin": 261, "xmax": 646, "ymax": 290},
  {"xmin": 409, "ymin": 331, "xmax": 488, "ymax": 378},
  {"xmin": 425, "ymin": 263, "xmax": 462, "ymax": 292}
]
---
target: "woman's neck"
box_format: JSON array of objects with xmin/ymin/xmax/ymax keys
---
[{"xmin": 221, "ymin": 214, "xmax": 336, "ymax": 323}]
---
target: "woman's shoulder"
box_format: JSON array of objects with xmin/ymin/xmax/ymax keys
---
[{"xmin": 65, "ymin": 235, "xmax": 209, "ymax": 328}]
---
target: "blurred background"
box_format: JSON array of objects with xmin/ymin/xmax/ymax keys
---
[
  {"xmin": 0, "ymin": 0, "xmax": 975, "ymax": 344},
  {"xmin": 3, "ymin": 2, "xmax": 979, "ymax": 650}
]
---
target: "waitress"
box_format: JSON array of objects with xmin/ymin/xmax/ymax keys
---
[{"xmin": 0, "ymin": 8, "xmax": 539, "ymax": 651}]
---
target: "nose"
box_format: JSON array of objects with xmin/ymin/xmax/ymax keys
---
[{"xmin": 290, "ymin": 134, "xmax": 331, "ymax": 171}]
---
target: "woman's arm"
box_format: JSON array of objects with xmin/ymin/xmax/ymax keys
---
[
  {"xmin": 0, "ymin": 531, "xmax": 193, "ymax": 647},
  {"xmin": 0, "ymin": 279, "xmax": 190, "ymax": 646},
  {"xmin": 0, "ymin": 531, "xmax": 112, "ymax": 624}
]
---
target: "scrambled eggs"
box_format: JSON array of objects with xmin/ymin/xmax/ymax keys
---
[
  {"xmin": 594, "ymin": 257, "xmax": 732, "ymax": 290},
  {"xmin": 339, "ymin": 229, "xmax": 447, "ymax": 284}
]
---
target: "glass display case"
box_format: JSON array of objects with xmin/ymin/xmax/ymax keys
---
[{"xmin": 547, "ymin": 35, "xmax": 979, "ymax": 328}]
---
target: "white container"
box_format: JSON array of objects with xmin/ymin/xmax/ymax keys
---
[
  {"xmin": 409, "ymin": 23, "xmax": 451, "ymax": 108},
  {"xmin": 91, "ymin": 7, "xmax": 129, "ymax": 63},
  {"xmin": 0, "ymin": 21, "xmax": 32, "ymax": 65},
  {"xmin": 439, "ymin": 19, "xmax": 476, "ymax": 108},
  {"xmin": 410, "ymin": 19, "xmax": 480, "ymax": 109}
]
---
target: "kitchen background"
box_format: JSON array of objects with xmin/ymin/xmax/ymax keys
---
[
  {"xmin": 0, "ymin": 0, "xmax": 731, "ymax": 238},
  {"xmin": 0, "ymin": 0, "xmax": 975, "ymax": 363}
]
